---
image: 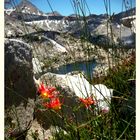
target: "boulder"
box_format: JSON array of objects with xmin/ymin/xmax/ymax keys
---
[
  {"xmin": 5, "ymin": 38, "xmax": 36, "ymax": 139},
  {"xmin": 26, "ymin": 120, "xmax": 67, "ymax": 140}
]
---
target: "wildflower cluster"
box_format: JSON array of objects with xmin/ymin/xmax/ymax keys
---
[
  {"xmin": 37, "ymin": 81, "xmax": 97, "ymax": 112},
  {"xmin": 38, "ymin": 83, "xmax": 61, "ymax": 111},
  {"xmin": 79, "ymin": 97, "xmax": 96, "ymax": 109}
]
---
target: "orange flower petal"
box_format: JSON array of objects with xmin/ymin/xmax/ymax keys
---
[
  {"xmin": 38, "ymin": 84, "xmax": 58, "ymax": 99},
  {"xmin": 44, "ymin": 98, "xmax": 61, "ymax": 111},
  {"xmin": 79, "ymin": 97, "xmax": 95, "ymax": 108}
]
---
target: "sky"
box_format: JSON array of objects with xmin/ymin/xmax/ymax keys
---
[{"xmin": 6, "ymin": 0, "xmax": 136, "ymax": 16}]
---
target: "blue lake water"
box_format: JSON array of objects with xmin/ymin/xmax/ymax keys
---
[{"xmin": 50, "ymin": 60, "xmax": 96, "ymax": 78}]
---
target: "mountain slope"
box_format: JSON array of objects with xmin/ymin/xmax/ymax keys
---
[
  {"xmin": 5, "ymin": 0, "xmax": 136, "ymax": 47},
  {"xmin": 16, "ymin": 0, "xmax": 44, "ymax": 15}
]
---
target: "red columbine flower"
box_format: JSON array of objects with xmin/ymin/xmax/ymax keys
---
[
  {"xmin": 79, "ymin": 97, "xmax": 96, "ymax": 109},
  {"xmin": 44, "ymin": 98, "xmax": 61, "ymax": 111},
  {"xmin": 38, "ymin": 83, "xmax": 58, "ymax": 99},
  {"xmin": 38, "ymin": 83, "xmax": 62, "ymax": 110}
]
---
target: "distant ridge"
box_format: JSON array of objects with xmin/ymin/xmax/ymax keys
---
[{"xmin": 46, "ymin": 11, "xmax": 62, "ymax": 16}]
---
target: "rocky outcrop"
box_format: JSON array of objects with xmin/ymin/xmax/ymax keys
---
[
  {"xmin": 93, "ymin": 48, "xmax": 135, "ymax": 77},
  {"xmin": 32, "ymin": 57, "xmax": 44, "ymax": 75},
  {"xmin": 5, "ymin": 38, "xmax": 36, "ymax": 139},
  {"xmin": 26, "ymin": 119, "xmax": 67, "ymax": 140},
  {"xmin": 4, "ymin": 13, "xmax": 36, "ymax": 38}
]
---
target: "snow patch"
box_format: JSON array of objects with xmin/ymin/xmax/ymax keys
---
[
  {"xmin": 46, "ymin": 37, "xmax": 67, "ymax": 52},
  {"xmin": 121, "ymin": 15, "xmax": 136, "ymax": 20},
  {"xmin": 56, "ymin": 73, "xmax": 113, "ymax": 111},
  {"xmin": 7, "ymin": 30, "xmax": 13, "ymax": 37},
  {"xmin": 117, "ymin": 24, "xmax": 120, "ymax": 28},
  {"xmin": 4, "ymin": 8, "xmax": 16, "ymax": 15},
  {"xmin": 37, "ymin": 10, "xmax": 41, "ymax": 16}
]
